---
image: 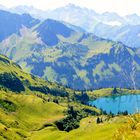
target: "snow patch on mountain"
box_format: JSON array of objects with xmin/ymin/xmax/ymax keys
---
[{"xmin": 104, "ymin": 21, "xmax": 122, "ymax": 26}]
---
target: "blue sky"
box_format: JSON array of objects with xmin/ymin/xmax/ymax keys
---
[{"xmin": 0, "ymin": 0, "xmax": 140, "ymax": 16}]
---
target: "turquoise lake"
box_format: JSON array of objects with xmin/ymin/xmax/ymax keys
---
[{"xmin": 89, "ymin": 94, "xmax": 140, "ymax": 114}]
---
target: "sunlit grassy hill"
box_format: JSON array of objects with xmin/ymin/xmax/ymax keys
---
[
  {"xmin": 0, "ymin": 54, "xmax": 101, "ymax": 140},
  {"xmin": 0, "ymin": 54, "xmax": 67, "ymax": 139}
]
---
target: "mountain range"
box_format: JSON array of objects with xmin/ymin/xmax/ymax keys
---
[
  {"xmin": 1, "ymin": 4, "xmax": 140, "ymax": 48},
  {"xmin": 0, "ymin": 10, "xmax": 140, "ymax": 89}
]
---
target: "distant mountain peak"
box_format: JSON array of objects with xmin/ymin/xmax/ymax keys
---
[
  {"xmin": 102, "ymin": 11, "xmax": 120, "ymax": 17},
  {"xmin": 65, "ymin": 3, "xmax": 96, "ymax": 12},
  {"xmin": 38, "ymin": 18, "xmax": 74, "ymax": 32},
  {"xmin": 126, "ymin": 13, "xmax": 140, "ymax": 18},
  {"xmin": 0, "ymin": 4, "xmax": 6, "ymax": 9},
  {"xmin": 43, "ymin": 18, "xmax": 63, "ymax": 24},
  {"xmin": 66, "ymin": 3, "xmax": 77, "ymax": 8},
  {"xmin": 13, "ymin": 5, "xmax": 32, "ymax": 8},
  {"xmin": 35, "ymin": 18, "xmax": 74, "ymax": 46}
]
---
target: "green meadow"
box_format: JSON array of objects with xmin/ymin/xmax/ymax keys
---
[{"xmin": 0, "ymin": 54, "xmax": 140, "ymax": 140}]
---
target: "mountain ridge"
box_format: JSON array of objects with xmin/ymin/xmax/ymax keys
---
[
  {"xmin": 0, "ymin": 12, "xmax": 140, "ymax": 89},
  {"xmin": 2, "ymin": 4, "xmax": 140, "ymax": 48}
]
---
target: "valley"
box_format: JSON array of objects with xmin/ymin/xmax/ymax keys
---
[
  {"xmin": 0, "ymin": 3, "xmax": 140, "ymax": 140},
  {"xmin": 0, "ymin": 54, "xmax": 139, "ymax": 140}
]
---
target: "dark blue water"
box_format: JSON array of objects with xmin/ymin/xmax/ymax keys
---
[{"xmin": 89, "ymin": 94, "xmax": 140, "ymax": 114}]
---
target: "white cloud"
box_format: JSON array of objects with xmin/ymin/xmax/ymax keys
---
[{"xmin": 0, "ymin": 0, "xmax": 140, "ymax": 16}]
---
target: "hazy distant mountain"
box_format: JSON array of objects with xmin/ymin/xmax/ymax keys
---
[
  {"xmin": 0, "ymin": 4, "xmax": 124, "ymax": 31},
  {"xmin": 0, "ymin": 5, "xmax": 7, "ymax": 10},
  {"xmin": 43, "ymin": 4, "xmax": 140, "ymax": 48},
  {"xmin": 9, "ymin": 5, "xmax": 47, "ymax": 19},
  {"xmin": 124, "ymin": 14, "xmax": 140, "ymax": 25},
  {"xmin": 1, "ymin": 12, "xmax": 140, "ymax": 89},
  {"xmin": 1, "ymin": 4, "xmax": 140, "ymax": 48},
  {"xmin": 10, "ymin": 5, "xmax": 39, "ymax": 14},
  {"xmin": 3, "ymin": 4, "xmax": 140, "ymax": 28},
  {"xmin": 93, "ymin": 23, "xmax": 140, "ymax": 48}
]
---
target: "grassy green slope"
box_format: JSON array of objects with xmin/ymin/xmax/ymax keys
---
[
  {"xmin": 29, "ymin": 116, "xmax": 126, "ymax": 140},
  {"xmin": 32, "ymin": 114, "xmax": 140, "ymax": 140},
  {"xmin": 0, "ymin": 54, "xmax": 68, "ymax": 139},
  {"xmin": 0, "ymin": 54, "xmax": 140, "ymax": 140},
  {"xmin": 0, "ymin": 91, "xmax": 65, "ymax": 140},
  {"xmin": 0, "ymin": 54, "xmax": 100, "ymax": 140}
]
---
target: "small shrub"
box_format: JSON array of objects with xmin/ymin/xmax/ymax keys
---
[
  {"xmin": 55, "ymin": 115, "xmax": 79, "ymax": 132},
  {"xmin": 0, "ymin": 99, "xmax": 16, "ymax": 112}
]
